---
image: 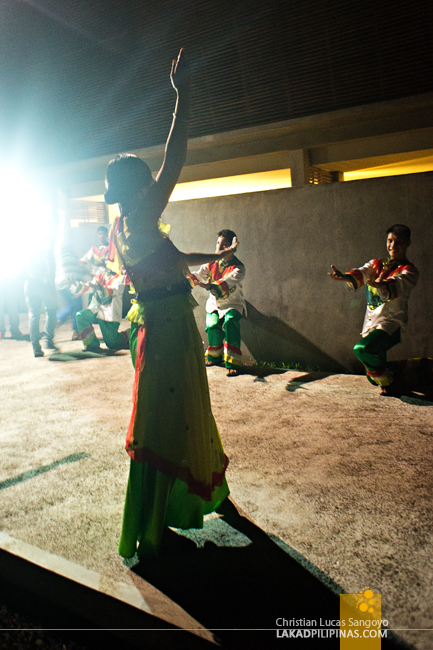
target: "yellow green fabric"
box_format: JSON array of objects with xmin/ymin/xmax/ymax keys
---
[
  {"xmin": 119, "ymin": 291, "xmax": 229, "ymax": 558},
  {"xmin": 119, "ymin": 462, "xmax": 228, "ymax": 558}
]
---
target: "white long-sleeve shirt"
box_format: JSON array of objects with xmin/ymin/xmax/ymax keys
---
[
  {"xmin": 345, "ymin": 258, "xmax": 419, "ymax": 337},
  {"xmin": 80, "ymin": 244, "xmax": 109, "ymax": 276},
  {"xmin": 71, "ymin": 270, "xmax": 125, "ymax": 322},
  {"xmin": 189, "ymin": 257, "xmax": 246, "ymax": 317}
]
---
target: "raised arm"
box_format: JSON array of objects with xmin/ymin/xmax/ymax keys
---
[
  {"xmin": 182, "ymin": 238, "xmax": 238, "ymax": 268},
  {"xmin": 147, "ymin": 49, "xmax": 191, "ymax": 216}
]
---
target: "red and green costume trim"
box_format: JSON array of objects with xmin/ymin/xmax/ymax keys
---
[
  {"xmin": 125, "ymin": 305, "xmax": 229, "ymax": 503},
  {"xmin": 353, "ymin": 327, "xmax": 401, "ymax": 387},
  {"xmin": 346, "ymin": 268, "xmax": 364, "ymax": 290},
  {"xmin": 205, "ymin": 309, "xmax": 242, "ymax": 368},
  {"xmin": 347, "ymin": 258, "xmax": 415, "ymax": 308},
  {"xmin": 188, "ymin": 258, "xmax": 240, "ymax": 299},
  {"xmin": 76, "ymin": 309, "xmax": 129, "ymax": 351}
]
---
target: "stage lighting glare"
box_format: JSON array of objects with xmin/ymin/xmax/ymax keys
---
[{"xmin": 0, "ymin": 169, "xmax": 52, "ymax": 275}]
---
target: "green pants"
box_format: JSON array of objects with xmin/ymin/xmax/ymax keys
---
[
  {"xmin": 205, "ymin": 309, "xmax": 242, "ymax": 368},
  {"xmin": 353, "ymin": 328, "xmax": 401, "ymax": 386},
  {"xmin": 76, "ymin": 309, "xmax": 129, "ymax": 351}
]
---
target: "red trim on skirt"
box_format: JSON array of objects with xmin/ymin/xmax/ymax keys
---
[
  {"xmin": 128, "ymin": 447, "xmax": 229, "ymax": 501},
  {"xmin": 125, "ymin": 322, "xmax": 228, "ymax": 500},
  {"xmin": 125, "ymin": 325, "xmax": 147, "ymax": 450}
]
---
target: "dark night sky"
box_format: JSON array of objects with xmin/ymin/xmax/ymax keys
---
[{"xmin": 1, "ymin": 0, "xmax": 432, "ymax": 169}]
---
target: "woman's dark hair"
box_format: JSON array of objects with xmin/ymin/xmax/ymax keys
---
[{"xmin": 104, "ymin": 154, "xmax": 153, "ymax": 204}]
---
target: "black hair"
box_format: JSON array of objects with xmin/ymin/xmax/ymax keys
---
[
  {"xmin": 387, "ymin": 224, "xmax": 411, "ymax": 241},
  {"xmin": 218, "ymin": 229, "xmax": 237, "ymax": 242},
  {"xmin": 105, "ymin": 154, "xmax": 153, "ymax": 204},
  {"xmin": 97, "ymin": 226, "xmax": 108, "ymax": 235}
]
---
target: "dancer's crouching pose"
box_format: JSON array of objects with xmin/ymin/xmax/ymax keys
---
[{"xmin": 328, "ymin": 224, "xmax": 419, "ymax": 397}]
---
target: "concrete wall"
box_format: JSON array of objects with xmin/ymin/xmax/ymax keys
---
[
  {"xmin": 63, "ymin": 172, "xmax": 432, "ymax": 372},
  {"xmin": 160, "ymin": 172, "xmax": 433, "ymax": 373}
]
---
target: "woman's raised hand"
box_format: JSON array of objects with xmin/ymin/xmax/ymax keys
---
[
  {"xmin": 230, "ymin": 236, "xmax": 238, "ymax": 252},
  {"xmin": 220, "ymin": 237, "xmax": 238, "ymax": 259},
  {"xmin": 170, "ymin": 48, "xmax": 191, "ymax": 92}
]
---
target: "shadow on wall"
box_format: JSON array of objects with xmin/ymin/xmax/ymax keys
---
[{"xmin": 242, "ymin": 301, "xmax": 347, "ymax": 374}]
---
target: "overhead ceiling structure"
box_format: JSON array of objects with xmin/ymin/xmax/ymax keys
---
[{"xmin": 1, "ymin": 0, "xmax": 433, "ymax": 199}]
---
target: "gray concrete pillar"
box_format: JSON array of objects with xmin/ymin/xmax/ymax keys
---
[{"xmin": 289, "ymin": 149, "xmax": 310, "ymax": 186}]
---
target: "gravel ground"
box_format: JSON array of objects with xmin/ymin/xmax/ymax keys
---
[
  {"xmin": 0, "ymin": 320, "xmax": 432, "ymax": 649},
  {"xmin": 0, "ymin": 601, "xmax": 87, "ymax": 650}
]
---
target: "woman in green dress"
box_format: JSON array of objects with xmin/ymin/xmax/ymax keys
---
[{"xmin": 105, "ymin": 49, "xmax": 235, "ymax": 558}]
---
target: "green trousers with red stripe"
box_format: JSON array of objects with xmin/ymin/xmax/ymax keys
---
[
  {"xmin": 76, "ymin": 308, "xmax": 128, "ymax": 351},
  {"xmin": 353, "ymin": 327, "xmax": 401, "ymax": 386},
  {"xmin": 205, "ymin": 309, "xmax": 242, "ymax": 368}
]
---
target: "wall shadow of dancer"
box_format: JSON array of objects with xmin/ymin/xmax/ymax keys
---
[
  {"xmin": 286, "ymin": 365, "xmax": 433, "ymax": 404},
  {"xmin": 286, "ymin": 371, "xmax": 335, "ymax": 392},
  {"xmin": 241, "ymin": 302, "xmax": 346, "ymax": 374}
]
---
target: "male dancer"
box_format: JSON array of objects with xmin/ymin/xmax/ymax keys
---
[
  {"xmin": 328, "ymin": 224, "xmax": 418, "ymax": 396},
  {"xmin": 80, "ymin": 226, "xmax": 110, "ymax": 276},
  {"xmin": 71, "ymin": 268, "xmax": 129, "ymax": 352},
  {"xmin": 189, "ymin": 229, "xmax": 245, "ymax": 376}
]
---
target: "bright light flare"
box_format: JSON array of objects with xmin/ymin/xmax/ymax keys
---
[{"xmin": 0, "ymin": 169, "xmax": 53, "ymax": 278}]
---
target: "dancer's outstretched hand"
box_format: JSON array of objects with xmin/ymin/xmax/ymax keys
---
[
  {"xmin": 328, "ymin": 264, "xmax": 346, "ymax": 281},
  {"xmin": 170, "ymin": 48, "xmax": 191, "ymax": 92}
]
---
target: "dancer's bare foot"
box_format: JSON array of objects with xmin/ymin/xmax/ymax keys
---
[{"xmin": 227, "ymin": 368, "xmax": 240, "ymax": 377}]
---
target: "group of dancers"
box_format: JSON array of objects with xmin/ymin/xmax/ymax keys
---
[
  {"xmin": 103, "ymin": 49, "xmax": 426, "ymax": 558},
  {"xmin": 2, "ymin": 48, "xmax": 425, "ymax": 560}
]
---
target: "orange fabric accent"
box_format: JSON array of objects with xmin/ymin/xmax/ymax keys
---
[
  {"xmin": 208, "ymin": 260, "xmax": 238, "ymax": 282},
  {"xmin": 125, "ymin": 325, "xmax": 147, "ymax": 452}
]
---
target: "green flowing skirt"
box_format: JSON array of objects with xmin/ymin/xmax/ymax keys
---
[
  {"xmin": 119, "ymin": 463, "xmax": 229, "ymax": 558},
  {"xmin": 118, "ymin": 293, "xmax": 229, "ymax": 558}
]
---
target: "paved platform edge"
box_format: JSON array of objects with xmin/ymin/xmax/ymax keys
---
[{"xmin": 0, "ymin": 531, "xmax": 216, "ymax": 647}]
